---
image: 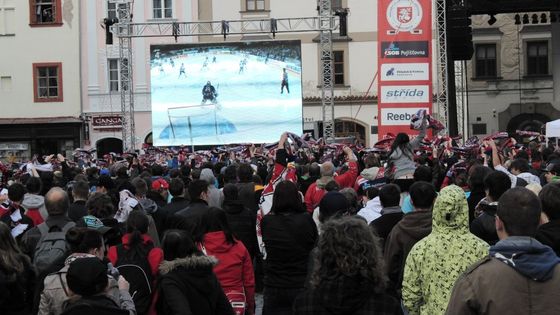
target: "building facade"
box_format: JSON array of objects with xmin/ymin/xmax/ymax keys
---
[
  {"xmin": 466, "ymin": 13, "xmax": 560, "ymax": 137},
  {"xmin": 0, "ymin": 0, "xmax": 82, "ymax": 161}
]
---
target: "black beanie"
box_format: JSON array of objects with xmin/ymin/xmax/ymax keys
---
[
  {"xmin": 319, "ymin": 191, "xmax": 349, "ymax": 222},
  {"xmin": 66, "ymin": 257, "xmax": 108, "ymax": 296}
]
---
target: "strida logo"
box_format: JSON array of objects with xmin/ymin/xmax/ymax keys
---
[{"xmin": 380, "ymin": 85, "xmax": 429, "ymax": 103}]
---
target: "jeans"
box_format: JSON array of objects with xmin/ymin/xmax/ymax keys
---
[{"xmin": 262, "ymin": 286, "xmax": 303, "ymax": 315}]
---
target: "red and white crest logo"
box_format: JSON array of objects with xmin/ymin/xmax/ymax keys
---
[{"xmin": 397, "ymin": 6, "xmax": 413, "ymax": 23}]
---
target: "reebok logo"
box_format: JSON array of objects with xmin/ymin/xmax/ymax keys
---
[{"xmin": 381, "ymin": 107, "xmax": 429, "ymax": 126}]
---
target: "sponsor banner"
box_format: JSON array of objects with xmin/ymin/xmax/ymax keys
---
[
  {"xmin": 381, "ymin": 63, "xmax": 429, "ymax": 81},
  {"xmin": 92, "ymin": 116, "xmax": 123, "ymax": 130},
  {"xmin": 380, "ymin": 41, "xmax": 429, "ymax": 59},
  {"xmin": 380, "ymin": 85, "xmax": 429, "ymax": 103},
  {"xmin": 377, "ymin": 0, "xmax": 433, "ymax": 137},
  {"xmin": 381, "ymin": 107, "xmax": 429, "ymax": 126}
]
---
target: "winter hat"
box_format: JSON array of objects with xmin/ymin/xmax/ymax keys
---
[
  {"xmin": 319, "ymin": 191, "xmax": 350, "ymax": 222},
  {"xmin": 66, "ymin": 257, "xmax": 108, "ymax": 296},
  {"xmin": 76, "ymin": 215, "xmax": 112, "ymax": 235}
]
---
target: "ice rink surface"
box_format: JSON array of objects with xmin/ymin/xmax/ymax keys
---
[{"xmin": 151, "ymin": 51, "xmax": 303, "ymax": 146}]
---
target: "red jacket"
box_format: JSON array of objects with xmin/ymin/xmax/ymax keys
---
[
  {"xmin": 304, "ymin": 160, "xmax": 358, "ymax": 212},
  {"xmin": 200, "ymin": 231, "xmax": 255, "ymax": 315},
  {"xmin": 107, "ymin": 233, "xmax": 163, "ymax": 277}
]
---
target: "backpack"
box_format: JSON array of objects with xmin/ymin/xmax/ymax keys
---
[
  {"xmin": 33, "ymin": 222, "xmax": 75, "ymax": 273},
  {"xmin": 115, "ymin": 243, "xmax": 154, "ymax": 315}
]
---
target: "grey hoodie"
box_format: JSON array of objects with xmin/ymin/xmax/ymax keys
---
[
  {"xmin": 22, "ymin": 193, "xmax": 48, "ymax": 220},
  {"xmin": 200, "ymin": 169, "xmax": 223, "ymax": 208}
]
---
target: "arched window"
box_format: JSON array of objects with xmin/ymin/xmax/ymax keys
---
[
  {"xmin": 96, "ymin": 138, "xmax": 123, "ymax": 157},
  {"xmin": 335, "ymin": 119, "xmax": 366, "ymax": 144}
]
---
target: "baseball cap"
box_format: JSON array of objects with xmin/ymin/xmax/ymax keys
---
[
  {"xmin": 66, "ymin": 257, "xmax": 108, "ymax": 296},
  {"xmin": 151, "ymin": 178, "xmax": 169, "ymax": 190},
  {"xmin": 76, "ymin": 215, "xmax": 112, "ymax": 235}
]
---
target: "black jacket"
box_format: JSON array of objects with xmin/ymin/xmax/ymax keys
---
[
  {"xmin": 236, "ymin": 182, "xmax": 258, "ymax": 212},
  {"xmin": 62, "ymin": 294, "xmax": 129, "ymax": 315},
  {"xmin": 467, "ymin": 189, "xmax": 486, "ymax": 224},
  {"xmin": 261, "ymin": 211, "xmax": 318, "ymax": 288},
  {"xmin": 174, "ymin": 199, "xmax": 209, "ymax": 242},
  {"xmin": 68, "ymin": 200, "xmax": 87, "ymax": 222},
  {"xmin": 157, "ymin": 255, "xmax": 234, "ymax": 315},
  {"xmin": 222, "ymin": 200, "xmax": 258, "ymax": 259},
  {"xmin": 536, "ymin": 220, "xmax": 560, "ymax": 256},
  {"xmin": 160, "ymin": 196, "xmax": 190, "ymax": 236},
  {"xmin": 0, "ymin": 256, "xmax": 36, "ymax": 315},
  {"xmin": 370, "ymin": 206, "xmax": 404, "ymax": 249},
  {"xmin": 470, "ymin": 204, "xmax": 499, "ymax": 245},
  {"xmin": 293, "ymin": 275, "xmax": 402, "ymax": 315}
]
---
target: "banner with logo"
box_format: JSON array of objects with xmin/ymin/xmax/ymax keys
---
[{"xmin": 377, "ymin": 0, "xmax": 433, "ymax": 137}]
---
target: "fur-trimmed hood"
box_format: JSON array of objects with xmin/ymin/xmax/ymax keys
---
[{"xmin": 159, "ymin": 255, "xmax": 218, "ymax": 275}]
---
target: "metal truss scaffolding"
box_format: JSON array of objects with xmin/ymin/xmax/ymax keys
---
[
  {"xmin": 112, "ymin": 0, "xmax": 338, "ymax": 150},
  {"xmin": 435, "ymin": 0, "xmax": 449, "ymax": 131},
  {"xmin": 455, "ymin": 60, "xmax": 468, "ymax": 139}
]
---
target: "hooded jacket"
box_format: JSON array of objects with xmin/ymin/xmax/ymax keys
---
[
  {"xmin": 402, "ymin": 185, "xmax": 488, "ymax": 315},
  {"xmin": 536, "ymin": 219, "xmax": 560, "ymax": 257},
  {"xmin": 200, "ymin": 169, "xmax": 223, "ymax": 208},
  {"xmin": 470, "ymin": 201, "xmax": 499, "ymax": 245},
  {"xmin": 445, "ymin": 237, "xmax": 560, "ymax": 315},
  {"xmin": 354, "ymin": 167, "xmax": 386, "ymax": 192},
  {"xmin": 38, "ymin": 253, "xmax": 121, "ymax": 315},
  {"xmin": 157, "ymin": 255, "xmax": 234, "ymax": 315},
  {"xmin": 292, "ymin": 275, "xmax": 402, "ymax": 315},
  {"xmin": 304, "ymin": 160, "xmax": 358, "ymax": 212},
  {"xmin": 107, "ymin": 234, "xmax": 163, "ymax": 278},
  {"xmin": 201, "ymin": 231, "xmax": 255, "ymax": 314},
  {"xmin": 22, "ymin": 193, "xmax": 48, "ymax": 225},
  {"xmin": 384, "ymin": 210, "xmax": 432, "ymax": 298},
  {"xmin": 389, "ymin": 124, "xmax": 426, "ymax": 179},
  {"xmin": 357, "ymin": 197, "xmax": 383, "ymax": 224}
]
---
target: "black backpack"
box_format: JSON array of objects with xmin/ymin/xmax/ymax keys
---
[{"xmin": 115, "ymin": 243, "xmax": 154, "ymax": 315}]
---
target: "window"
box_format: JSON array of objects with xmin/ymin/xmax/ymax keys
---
[
  {"xmin": 33, "ymin": 63, "xmax": 63, "ymax": 102},
  {"xmin": 29, "ymin": 0, "xmax": 62, "ymax": 26},
  {"xmin": 333, "ymin": 50, "xmax": 345, "ymax": 85},
  {"xmin": 474, "ymin": 44, "xmax": 497, "ymax": 78},
  {"xmin": 527, "ymin": 41, "xmax": 549, "ymax": 76},
  {"xmin": 107, "ymin": 1, "xmax": 127, "ymax": 20},
  {"xmin": 0, "ymin": 0, "xmax": 16, "ymax": 35},
  {"xmin": 472, "ymin": 123, "xmax": 487, "ymax": 135},
  {"xmin": 1, "ymin": 76, "xmax": 12, "ymax": 92},
  {"xmin": 335, "ymin": 120, "xmax": 365, "ymax": 141},
  {"xmin": 153, "ymin": 0, "xmax": 172, "ymax": 19},
  {"xmin": 108, "ymin": 58, "xmax": 128, "ymax": 92},
  {"xmin": 246, "ymin": 0, "xmax": 265, "ymax": 11}
]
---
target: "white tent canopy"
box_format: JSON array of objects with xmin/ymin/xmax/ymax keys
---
[{"xmin": 546, "ymin": 119, "xmax": 560, "ymax": 138}]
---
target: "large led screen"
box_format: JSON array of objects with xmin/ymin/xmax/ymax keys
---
[{"xmin": 150, "ymin": 41, "xmax": 303, "ymax": 146}]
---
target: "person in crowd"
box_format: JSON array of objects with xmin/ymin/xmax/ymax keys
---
[
  {"xmin": 370, "ymin": 184, "xmax": 404, "ymax": 248},
  {"xmin": 446, "ymin": 187, "xmax": 560, "ymax": 315},
  {"xmin": 466, "ymin": 165, "xmax": 492, "ymax": 223},
  {"xmin": 401, "ymin": 165, "xmax": 433, "ymax": 214},
  {"xmin": 200, "ymin": 168, "xmax": 222, "ymax": 208},
  {"xmin": 387, "ymin": 115, "xmax": 427, "ymax": 181},
  {"xmin": 147, "ymin": 178, "xmax": 169, "ymax": 208},
  {"xmin": 488, "ymin": 140, "xmax": 540, "ymax": 186},
  {"xmin": 357, "ymin": 186, "xmax": 381, "ymax": 224},
  {"xmin": 107, "ymin": 211, "xmax": 163, "ymax": 315},
  {"xmin": 222, "ymin": 183, "xmax": 258, "ymax": 260},
  {"xmin": 354, "ymin": 153, "xmax": 385, "ymax": 195},
  {"xmin": 470, "ymin": 171, "xmax": 511, "ymax": 245},
  {"xmin": 300, "ymin": 163, "xmax": 320, "ymax": 197},
  {"xmin": 384, "ymin": 181, "xmax": 436, "ymax": 299},
  {"xmin": 22, "ymin": 176, "xmax": 48, "ymax": 225},
  {"xmin": 261, "ymin": 180, "xmax": 318, "ymax": 314},
  {"xmin": 174, "ymin": 179, "xmax": 211, "ymax": 241},
  {"xmin": 402, "ymin": 185, "xmax": 488, "ymax": 315},
  {"xmin": 159, "ymin": 178, "xmax": 189, "ymax": 234},
  {"xmin": 200, "ymin": 207, "xmax": 255, "ymax": 315},
  {"xmin": 38, "ymin": 227, "xmax": 119, "ymax": 315},
  {"xmin": 94, "ymin": 174, "xmax": 115, "ymax": 194},
  {"xmin": 156, "ymin": 229, "xmax": 234, "ymax": 315},
  {"xmin": 313, "ymin": 191, "xmax": 350, "ymax": 233},
  {"xmin": 0, "ymin": 183, "xmax": 34, "ymax": 240},
  {"xmin": 21, "ymin": 187, "xmax": 75, "ymax": 263},
  {"xmin": 67, "ymin": 180, "xmax": 89, "ymax": 222},
  {"xmin": 304, "ymin": 147, "xmax": 358, "ymax": 212},
  {"xmin": 129, "ymin": 178, "xmax": 161, "ymax": 247},
  {"xmin": 535, "ymin": 183, "xmax": 560, "ymax": 256},
  {"xmin": 0, "ymin": 221, "xmax": 36, "ymax": 315},
  {"xmin": 339, "ymin": 187, "xmax": 359, "ymax": 215},
  {"xmin": 236, "ymin": 163, "xmax": 258, "ymax": 211},
  {"xmin": 293, "ymin": 217, "xmax": 402, "ymax": 315},
  {"xmin": 61, "ymin": 257, "xmax": 135, "ymax": 315},
  {"xmin": 85, "ymin": 192, "xmax": 122, "ymax": 246}
]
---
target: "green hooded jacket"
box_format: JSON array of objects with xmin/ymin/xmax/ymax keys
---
[{"xmin": 402, "ymin": 185, "xmax": 488, "ymax": 315}]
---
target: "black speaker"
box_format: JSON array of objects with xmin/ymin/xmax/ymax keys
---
[{"xmin": 446, "ymin": 6, "xmax": 474, "ymax": 60}]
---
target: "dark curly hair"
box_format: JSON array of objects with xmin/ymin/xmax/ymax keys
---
[{"xmin": 311, "ymin": 216, "xmax": 387, "ymax": 292}]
